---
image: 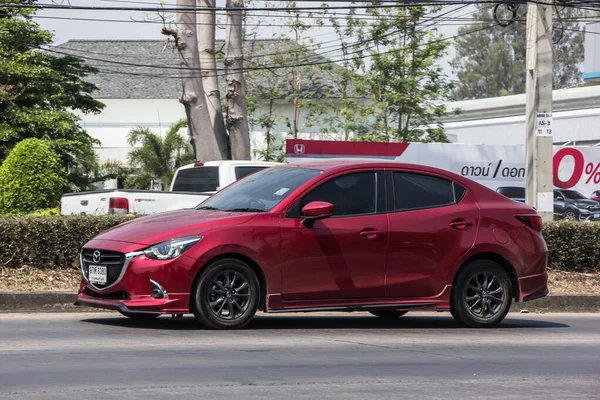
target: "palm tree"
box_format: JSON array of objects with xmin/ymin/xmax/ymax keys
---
[{"xmin": 127, "ymin": 119, "xmax": 195, "ymax": 190}]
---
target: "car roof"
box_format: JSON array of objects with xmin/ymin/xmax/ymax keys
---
[{"xmin": 283, "ymin": 158, "xmax": 456, "ymax": 175}]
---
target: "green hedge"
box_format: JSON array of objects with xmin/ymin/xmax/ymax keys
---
[
  {"xmin": 0, "ymin": 216, "xmax": 598, "ymax": 272},
  {"xmin": 0, "ymin": 215, "xmax": 134, "ymax": 269},
  {"xmin": 543, "ymin": 221, "xmax": 600, "ymax": 272}
]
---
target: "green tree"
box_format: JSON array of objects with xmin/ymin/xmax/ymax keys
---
[
  {"xmin": 0, "ymin": 138, "xmax": 67, "ymax": 214},
  {"xmin": 0, "ymin": 0, "xmax": 105, "ymax": 188},
  {"xmin": 331, "ymin": 4, "xmax": 453, "ymax": 143},
  {"xmin": 126, "ymin": 119, "xmax": 195, "ymax": 190},
  {"xmin": 451, "ymin": 5, "xmax": 586, "ymax": 100}
]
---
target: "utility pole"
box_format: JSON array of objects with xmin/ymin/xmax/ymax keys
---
[{"xmin": 524, "ymin": 1, "xmax": 554, "ymax": 221}]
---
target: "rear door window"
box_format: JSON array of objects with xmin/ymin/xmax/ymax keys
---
[{"xmin": 392, "ymin": 172, "xmax": 464, "ymax": 211}]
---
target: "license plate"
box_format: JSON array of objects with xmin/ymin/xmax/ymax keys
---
[{"xmin": 88, "ymin": 265, "xmax": 107, "ymax": 284}]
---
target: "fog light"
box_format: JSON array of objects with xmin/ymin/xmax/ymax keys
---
[{"xmin": 150, "ymin": 279, "xmax": 168, "ymax": 299}]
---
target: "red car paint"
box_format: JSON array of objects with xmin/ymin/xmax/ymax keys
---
[
  {"xmin": 592, "ymin": 190, "xmax": 600, "ymax": 202},
  {"xmin": 75, "ymin": 159, "xmax": 548, "ymax": 318}
]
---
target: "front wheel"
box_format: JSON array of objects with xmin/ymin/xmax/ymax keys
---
[
  {"xmin": 450, "ymin": 260, "xmax": 512, "ymax": 328},
  {"xmin": 369, "ymin": 310, "xmax": 408, "ymax": 319},
  {"xmin": 191, "ymin": 258, "xmax": 260, "ymax": 330},
  {"xmin": 564, "ymin": 209, "xmax": 578, "ymax": 220}
]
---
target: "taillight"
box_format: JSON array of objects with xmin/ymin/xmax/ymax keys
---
[
  {"xmin": 516, "ymin": 215, "xmax": 543, "ymax": 232},
  {"xmin": 109, "ymin": 197, "xmax": 129, "ymax": 215}
]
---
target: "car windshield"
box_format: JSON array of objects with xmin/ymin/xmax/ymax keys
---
[
  {"xmin": 498, "ymin": 187, "xmax": 525, "ymax": 198},
  {"xmin": 561, "ymin": 190, "xmax": 586, "ymax": 200},
  {"xmin": 198, "ymin": 167, "xmax": 322, "ymax": 212}
]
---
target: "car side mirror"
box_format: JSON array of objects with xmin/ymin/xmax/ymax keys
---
[{"xmin": 301, "ymin": 201, "xmax": 333, "ymax": 228}]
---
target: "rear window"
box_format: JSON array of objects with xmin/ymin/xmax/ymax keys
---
[
  {"xmin": 235, "ymin": 166, "xmax": 267, "ymax": 180},
  {"xmin": 497, "ymin": 187, "xmax": 525, "ymax": 198},
  {"xmin": 171, "ymin": 166, "xmax": 219, "ymax": 192}
]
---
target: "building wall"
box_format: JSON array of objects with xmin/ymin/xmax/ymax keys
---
[
  {"xmin": 78, "ymin": 98, "xmax": 458, "ymax": 165},
  {"xmin": 77, "ymin": 99, "xmax": 349, "ymax": 164},
  {"xmin": 442, "ymin": 86, "xmax": 600, "ymax": 146}
]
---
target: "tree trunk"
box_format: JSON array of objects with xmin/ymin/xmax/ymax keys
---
[
  {"xmin": 225, "ymin": 0, "xmax": 251, "ymax": 160},
  {"xmin": 197, "ymin": 0, "xmax": 230, "ymax": 158},
  {"xmin": 162, "ymin": 0, "xmax": 227, "ymax": 161}
]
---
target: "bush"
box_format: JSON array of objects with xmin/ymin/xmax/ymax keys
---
[
  {"xmin": 0, "ymin": 139, "xmax": 67, "ymax": 215},
  {"xmin": 0, "ymin": 216, "xmax": 598, "ymax": 273},
  {"xmin": 0, "ymin": 215, "xmax": 134, "ymax": 269},
  {"xmin": 29, "ymin": 208, "xmax": 60, "ymax": 216},
  {"xmin": 543, "ymin": 221, "xmax": 600, "ymax": 272}
]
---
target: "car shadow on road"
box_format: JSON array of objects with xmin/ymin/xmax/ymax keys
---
[{"xmin": 80, "ymin": 313, "xmax": 570, "ymax": 330}]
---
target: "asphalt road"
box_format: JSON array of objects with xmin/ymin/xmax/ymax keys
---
[{"xmin": 0, "ymin": 312, "xmax": 598, "ymax": 399}]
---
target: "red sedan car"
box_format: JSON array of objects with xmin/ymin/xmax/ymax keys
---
[{"xmin": 75, "ymin": 159, "xmax": 548, "ymax": 329}]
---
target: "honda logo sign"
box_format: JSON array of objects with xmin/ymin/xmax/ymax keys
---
[{"xmin": 294, "ymin": 144, "xmax": 305, "ymax": 154}]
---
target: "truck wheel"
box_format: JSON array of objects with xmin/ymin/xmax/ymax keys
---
[
  {"xmin": 450, "ymin": 260, "xmax": 512, "ymax": 328},
  {"xmin": 191, "ymin": 258, "xmax": 260, "ymax": 330},
  {"xmin": 369, "ymin": 310, "xmax": 408, "ymax": 319}
]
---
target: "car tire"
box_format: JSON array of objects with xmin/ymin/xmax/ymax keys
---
[
  {"xmin": 450, "ymin": 260, "xmax": 512, "ymax": 328},
  {"xmin": 564, "ymin": 209, "xmax": 578, "ymax": 220},
  {"xmin": 369, "ymin": 310, "xmax": 408, "ymax": 319},
  {"xmin": 191, "ymin": 258, "xmax": 260, "ymax": 330},
  {"xmin": 118, "ymin": 311, "xmax": 161, "ymax": 320}
]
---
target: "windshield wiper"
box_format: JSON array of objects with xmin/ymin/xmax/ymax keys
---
[
  {"xmin": 197, "ymin": 206, "xmax": 221, "ymax": 211},
  {"xmin": 223, "ymin": 208, "xmax": 265, "ymax": 212}
]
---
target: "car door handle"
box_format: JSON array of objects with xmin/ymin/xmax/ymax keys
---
[
  {"xmin": 360, "ymin": 229, "xmax": 384, "ymax": 240},
  {"xmin": 449, "ymin": 220, "xmax": 472, "ymax": 230}
]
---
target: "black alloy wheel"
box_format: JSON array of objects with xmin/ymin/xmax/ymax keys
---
[
  {"xmin": 450, "ymin": 260, "xmax": 512, "ymax": 328},
  {"xmin": 192, "ymin": 258, "xmax": 260, "ymax": 329}
]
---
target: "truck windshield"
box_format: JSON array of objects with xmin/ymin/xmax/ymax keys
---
[
  {"xmin": 198, "ymin": 167, "xmax": 322, "ymax": 212},
  {"xmin": 171, "ymin": 166, "xmax": 219, "ymax": 192}
]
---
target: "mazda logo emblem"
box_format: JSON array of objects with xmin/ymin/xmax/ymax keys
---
[
  {"xmin": 92, "ymin": 250, "xmax": 101, "ymax": 263},
  {"xmin": 294, "ymin": 144, "xmax": 305, "ymax": 154}
]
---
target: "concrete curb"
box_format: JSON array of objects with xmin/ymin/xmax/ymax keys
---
[{"xmin": 1, "ymin": 291, "xmax": 599, "ymax": 313}]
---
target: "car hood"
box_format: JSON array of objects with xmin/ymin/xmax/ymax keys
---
[
  {"xmin": 91, "ymin": 209, "xmax": 257, "ymax": 246},
  {"xmin": 570, "ymin": 199, "xmax": 600, "ymax": 206}
]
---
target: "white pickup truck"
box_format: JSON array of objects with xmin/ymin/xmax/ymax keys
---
[{"xmin": 60, "ymin": 160, "xmax": 279, "ymax": 215}]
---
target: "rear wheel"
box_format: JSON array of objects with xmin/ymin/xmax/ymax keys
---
[
  {"xmin": 118, "ymin": 311, "xmax": 161, "ymax": 320},
  {"xmin": 450, "ymin": 260, "xmax": 512, "ymax": 328},
  {"xmin": 369, "ymin": 310, "xmax": 408, "ymax": 319},
  {"xmin": 191, "ymin": 258, "xmax": 260, "ymax": 330}
]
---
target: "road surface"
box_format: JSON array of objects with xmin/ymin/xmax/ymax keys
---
[{"xmin": 0, "ymin": 312, "xmax": 598, "ymax": 399}]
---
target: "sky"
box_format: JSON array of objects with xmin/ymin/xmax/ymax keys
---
[{"xmin": 34, "ymin": 1, "xmax": 473, "ymax": 79}]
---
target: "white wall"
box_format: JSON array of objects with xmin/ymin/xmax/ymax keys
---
[
  {"xmin": 76, "ymin": 99, "xmax": 349, "ymax": 164},
  {"xmin": 442, "ymin": 86, "xmax": 600, "ymax": 146}
]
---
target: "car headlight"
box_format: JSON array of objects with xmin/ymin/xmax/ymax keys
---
[
  {"xmin": 575, "ymin": 203, "xmax": 590, "ymax": 209},
  {"xmin": 143, "ymin": 236, "xmax": 202, "ymax": 260}
]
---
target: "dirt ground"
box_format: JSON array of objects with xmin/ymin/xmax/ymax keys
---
[{"xmin": 0, "ymin": 266, "xmax": 598, "ymax": 294}]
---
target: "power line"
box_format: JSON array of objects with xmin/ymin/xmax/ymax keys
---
[{"xmin": 0, "ymin": 1, "xmax": 533, "ymax": 13}]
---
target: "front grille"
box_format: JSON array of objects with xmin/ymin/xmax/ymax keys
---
[
  {"xmin": 81, "ymin": 249, "xmax": 126, "ymax": 289},
  {"xmin": 85, "ymin": 287, "xmax": 130, "ymax": 300}
]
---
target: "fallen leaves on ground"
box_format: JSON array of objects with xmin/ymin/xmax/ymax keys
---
[{"xmin": 0, "ymin": 266, "xmax": 598, "ymax": 294}]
